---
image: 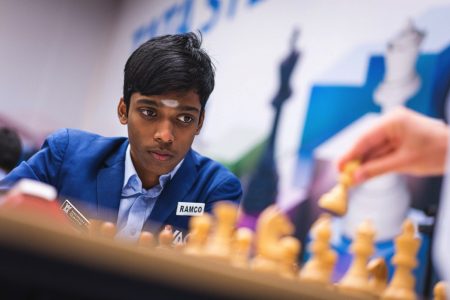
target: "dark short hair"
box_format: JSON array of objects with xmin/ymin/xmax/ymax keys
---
[
  {"xmin": 0, "ymin": 127, "xmax": 22, "ymax": 172},
  {"xmin": 123, "ymin": 32, "xmax": 215, "ymax": 112}
]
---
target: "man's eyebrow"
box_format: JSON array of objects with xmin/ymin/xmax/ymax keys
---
[
  {"xmin": 178, "ymin": 105, "xmax": 200, "ymax": 113},
  {"xmin": 136, "ymin": 99, "xmax": 158, "ymax": 106}
]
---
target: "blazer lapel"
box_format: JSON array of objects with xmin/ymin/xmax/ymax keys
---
[
  {"xmin": 96, "ymin": 141, "xmax": 128, "ymax": 222},
  {"xmin": 146, "ymin": 149, "xmax": 198, "ymax": 230}
]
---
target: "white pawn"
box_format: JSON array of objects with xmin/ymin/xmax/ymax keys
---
[
  {"xmin": 299, "ymin": 214, "xmax": 337, "ymax": 284},
  {"xmin": 184, "ymin": 214, "xmax": 212, "ymax": 256},
  {"xmin": 381, "ymin": 219, "xmax": 420, "ymax": 300},
  {"xmin": 204, "ymin": 202, "xmax": 238, "ymax": 259},
  {"xmin": 279, "ymin": 236, "xmax": 301, "ymax": 279},
  {"xmin": 338, "ymin": 220, "xmax": 376, "ymax": 294},
  {"xmin": 230, "ymin": 227, "xmax": 254, "ymax": 269}
]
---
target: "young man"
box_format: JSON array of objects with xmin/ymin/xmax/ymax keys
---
[{"xmin": 0, "ymin": 33, "xmax": 242, "ymax": 241}]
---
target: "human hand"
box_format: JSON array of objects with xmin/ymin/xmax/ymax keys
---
[{"xmin": 338, "ymin": 107, "xmax": 449, "ymax": 184}]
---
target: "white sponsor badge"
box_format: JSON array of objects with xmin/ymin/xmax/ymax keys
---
[{"xmin": 176, "ymin": 202, "xmax": 205, "ymax": 216}]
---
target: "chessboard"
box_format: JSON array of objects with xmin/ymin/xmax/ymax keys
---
[{"xmin": 0, "ymin": 206, "xmax": 369, "ymax": 300}]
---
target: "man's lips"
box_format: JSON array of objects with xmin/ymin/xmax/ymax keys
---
[{"xmin": 148, "ymin": 150, "xmax": 174, "ymax": 161}]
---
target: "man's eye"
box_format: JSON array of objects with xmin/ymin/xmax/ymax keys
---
[
  {"xmin": 177, "ymin": 115, "xmax": 194, "ymax": 124},
  {"xmin": 140, "ymin": 109, "xmax": 156, "ymax": 117}
]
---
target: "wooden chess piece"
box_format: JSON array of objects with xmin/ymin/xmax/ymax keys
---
[
  {"xmin": 204, "ymin": 202, "xmax": 238, "ymax": 259},
  {"xmin": 368, "ymin": 257, "xmax": 388, "ymax": 296},
  {"xmin": 318, "ymin": 160, "xmax": 360, "ymax": 216},
  {"xmin": 279, "ymin": 236, "xmax": 301, "ymax": 279},
  {"xmin": 230, "ymin": 227, "xmax": 254, "ymax": 269},
  {"xmin": 99, "ymin": 221, "xmax": 116, "ymax": 239},
  {"xmin": 299, "ymin": 214, "xmax": 337, "ymax": 284},
  {"xmin": 138, "ymin": 231, "xmax": 155, "ymax": 249},
  {"xmin": 381, "ymin": 219, "xmax": 420, "ymax": 300},
  {"xmin": 184, "ymin": 214, "xmax": 212, "ymax": 256},
  {"xmin": 338, "ymin": 220, "xmax": 376, "ymax": 294},
  {"xmin": 433, "ymin": 281, "xmax": 447, "ymax": 300},
  {"xmin": 251, "ymin": 205, "xmax": 295, "ymax": 273},
  {"xmin": 157, "ymin": 225, "xmax": 174, "ymax": 250}
]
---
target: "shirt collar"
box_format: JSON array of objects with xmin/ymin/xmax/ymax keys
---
[{"xmin": 122, "ymin": 144, "xmax": 184, "ymax": 190}]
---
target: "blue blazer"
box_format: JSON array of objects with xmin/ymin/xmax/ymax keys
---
[{"xmin": 1, "ymin": 129, "xmax": 242, "ymax": 232}]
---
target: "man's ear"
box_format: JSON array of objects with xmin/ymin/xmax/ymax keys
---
[
  {"xmin": 118, "ymin": 98, "xmax": 128, "ymax": 125},
  {"xmin": 195, "ymin": 111, "xmax": 205, "ymax": 135}
]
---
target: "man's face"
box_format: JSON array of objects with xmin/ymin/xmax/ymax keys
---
[{"xmin": 118, "ymin": 90, "xmax": 204, "ymax": 178}]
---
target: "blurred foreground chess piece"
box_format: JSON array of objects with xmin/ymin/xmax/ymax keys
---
[
  {"xmin": 204, "ymin": 202, "xmax": 238, "ymax": 259},
  {"xmin": 230, "ymin": 227, "xmax": 254, "ymax": 269},
  {"xmin": 367, "ymin": 258, "xmax": 388, "ymax": 296},
  {"xmin": 433, "ymin": 281, "xmax": 448, "ymax": 300},
  {"xmin": 184, "ymin": 214, "xmax": 212, "ymax": 256},
  {"xmin": 99, "ymin": 222, "xmax": 116, "ymax": 239},
  {"xmin": 279, "ymin": 236, "xmax": 301, "ymax": 279},
  {"xmin": 251, "ymin": 205, "xmax": 295, "ymax": 273},
  {"xmin": 299, "ymin": 214, "xmax": 337, "ymax": 285},
  {"xmin": 138, "ymin": 231, "xmax": 155, "ymax": 248},
  {"xmin": 338, "ymin": 220, "xmax": 376, "ymax": 295},
  {"xmin": 319, "ymin": 160, "xmax": 360, "ymax": 216},
  {"xmin": 381, "ymin": 219, "xmax": 420, "ymax": 300},
  {"xmin": 157, "ymin": 225, "xmax": 174, "ymax": 250}
]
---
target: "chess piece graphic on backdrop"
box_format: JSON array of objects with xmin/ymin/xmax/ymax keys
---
[
  {"xmin": 242, "ymin": 29, "xmax": 301, "ymax": 214},
  {"xmin": 374, "ymin": 20, "xmax": 425, "ymax": 112}
]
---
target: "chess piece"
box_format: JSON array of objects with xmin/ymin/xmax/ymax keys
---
[
  {"xmin": 318, "ymin": 184, "xmax": 348, "ymax": 216},
  {"xmin": 279, "ymin": 236, "xmax": 301, "ymax": 279},
  {"xmin": 381, "ymin": 219, "xmax": 420, "ymax": 300},
  {"xmin": 318, "ymin": 160, "xmax": 360, "ymax": 216},
  {"xmin": 88, "ymin": 219, "xmax": 103, "ymax": 237},
  {"xmin": 204, "ymin": 202, "xmax": 238, "ymax": 259},
  {"xmin": 99, "ymin": 222, "xmax": 116, "ymax": 239},
  {"xmin": 157, "ymin": 225, "xmax": 174, "ymax": 250},
  {"xmin": 338, "ymin": 220, "xmax": 376, "ymax": 294},
  {"xmin": 251, "ymin": 205, "xmax": 295, "ymax": 273},
  {"xmin": 433, "ymin": 281, "xmax": 447, "ymax": 300},
  {"xmin": 230, "ymin": 227, "xmax": 254, "ymax": 269},
  {"xmin": 184, "ymin": 214, "xmax": 212, "ymax": 256},
  {"xmin": 299, "ymin": 214, "xmax": 337, "ymax": 284},
  {"xmin": 367, "ymin": 257, "xmax": 388, "ymax": 296},
  {"xmin": 138, "ymin": 231, "xmax": 155, "ymax": 248}
]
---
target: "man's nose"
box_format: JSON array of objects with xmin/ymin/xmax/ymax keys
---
[{"xmin": 154, "ymin": 121, "xmax": 174, "ymax": 144}]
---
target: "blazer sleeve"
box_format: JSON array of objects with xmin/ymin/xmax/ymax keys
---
[
  {"xmin": 204, "ymin": 175, "xmax": 243, "ymax": 212},
  {"xmin": 0, "ymin": 129, "xmax": 69, "ymax": 188}
]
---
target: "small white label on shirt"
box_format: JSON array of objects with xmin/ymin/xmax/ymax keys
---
[{"xmin": 176, "ymin": 202, "xmax": 205, "ymax": 216}]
